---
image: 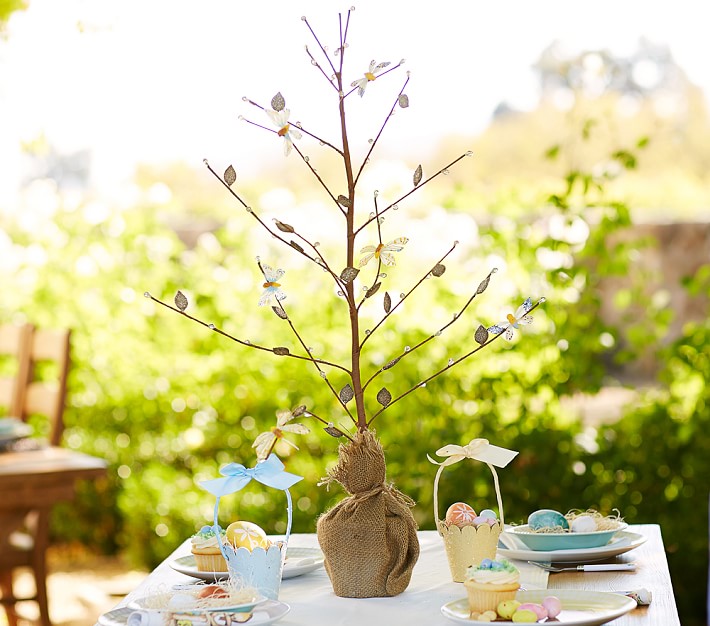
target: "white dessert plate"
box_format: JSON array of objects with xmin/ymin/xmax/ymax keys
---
[
  {"xmin": 170, "ymin": 546, "xmax": 325, "ymax": 581},
  {"xmin": 441, "ymin": 589, "xmax": 637, "ymax": 625},
  {"xmin": 498, "ymin": 530, "xmax": 647, "ymax": 563},
  {"xmin": 99, "ymin": 600, "xmax": 289, "ymax": 626}
]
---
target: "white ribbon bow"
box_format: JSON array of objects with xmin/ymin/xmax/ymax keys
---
[{"xmin": 428, "ymin": 438, "xmax": 518, "ymax": 468}]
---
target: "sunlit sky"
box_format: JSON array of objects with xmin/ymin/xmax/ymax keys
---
[{"xmin": 1, "ymin": 0, "xmax": 710, "ymax": 204}]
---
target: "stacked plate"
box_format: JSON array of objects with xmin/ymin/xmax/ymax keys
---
[{"xmin": 0, "ymin": 417, "xmax": 32, "ymax": 448}]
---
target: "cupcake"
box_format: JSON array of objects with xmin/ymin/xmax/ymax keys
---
[
  {"xmin": 464, "ymin": 558, "xmax": 520, "ymax": 614},
  {"xmin": 191, "ymin": 525, "xmax": 228, "ymax": 572}
]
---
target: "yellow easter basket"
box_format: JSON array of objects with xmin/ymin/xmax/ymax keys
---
[{"xmin": 429, "ymin": 438, "xmax": 518, "ymax": 583}]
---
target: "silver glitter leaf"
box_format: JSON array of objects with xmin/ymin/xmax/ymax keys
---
[
  {"xmin": 275, "ymin": 220, "xmax": 295, "ymax": 233},
  {"xmin": 398, "ymin": 94, "xmax": 409, "ymax": 108},
  {"xmin": 383, "ymin": 357, "xmax": 401, "ymax": 370},
  {"xmin": 325, "ymin": 425, "xmax": 344, "ymax": 438},
  {"xmin": 292, "ymin": 404, "xmax": 307, "ymax": 417},
  {"xmin": 272, "ymin": 306, "xmax": 288, "ymax": 320},
  {"xmin": 271, "ymin": 92, "xmax": 286, "ymax": 112},
  {"xmin": 340, "ymin": 267, "xmax": 359, "ymax": 283},
  {"xmin": 477, "ymin": 274, "xmax": 491, "ymax": 294},
  {"xmin": 337, "ymin": 195, "xmax": 352, "ymax": 208},
  {"xmin": 290, "ymin": 240, "xmax": 304, "ymax": 253},
  {"xmin": 174, "ymin": 291, "xmax": 188, "ymax": 311},
  {"xmin": 339, "ymin": 383, "xmax": 354, "ymax": 404},
  {"xmin": 475, "ymin": 325, "xmax": 489, "ymax": 345},
  {"xmin": 431, "ymin": 263, "xmax": 446, "ymax": 277},
  {"xmin": 413, "ymin": 164, "xmax": 423, "ymax": 187},
  {"xmin": 224, "ymin": 165, "xmax": 237, "ymax": 186},
  {"xmin": 384, "ymin": 292, "xmax": 392, "ymax": 313},
  {"xmin": 273, "ymin": 347, "xmax": 290, "ymax": 356},
  {"xmin": 376, "ymin": 387, "xmax": 392, "ymax": 406},
  {"xmin": 365, "ymin": 282, "xmax": 381, "ymax": 298}
]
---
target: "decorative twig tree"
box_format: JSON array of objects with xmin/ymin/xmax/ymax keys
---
[{"xmin": 145, "ymin": 8, "xmax": 542, "ymax": 598}]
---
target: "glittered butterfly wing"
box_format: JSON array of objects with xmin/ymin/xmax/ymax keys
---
[
  {"xmin": 253, "ymin": 432, "xmax": 276, "ymax": 460},
  {"xmin": 262, "ymin": 265, "xmax": 285, "ymax": 283}
]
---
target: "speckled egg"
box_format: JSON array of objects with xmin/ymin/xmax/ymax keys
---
[
  {"xmin": 445, "ymin": 502, "xmax": 477, "ymax": 527},
  {"xmin": 571, "ymin": 515, "xmax": 598, "ymax": 533},
  {"xmin": 527, "ymin": 509, "xmax": 569, "ymax": 531}
]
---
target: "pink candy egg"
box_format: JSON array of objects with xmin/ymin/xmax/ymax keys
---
[
  {"xmin": 542, "ymin": 596, "xmax": 562, "ymax": 618},
  {"xmin": 445, "ymin": 502, "xmax": 477, "ymax": 527},
  {"xmin": 517, "ymin": 603, "xmax": 548, "ymax": 620}
]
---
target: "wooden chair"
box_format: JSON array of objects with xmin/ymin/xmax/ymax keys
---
[
  {"xmin": 0, "ymin": 322, "xmax": 33, "ymax": 418},
  {"xmin": 0, "ymin": 324, "xmax": 72, "ymax": 626}
]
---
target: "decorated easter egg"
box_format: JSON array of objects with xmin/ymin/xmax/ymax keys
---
[
  {"xmin": 571, "ymin": 514, "xmax": 597, "ymax": 533},
  {"xmin": 168, "ymin": 592, "xmax": 195, "ymax": 610},
  {"xmin": 527, "ymin": 509, "xmax": 569, "ymax": 531},
  {"xmin": 445, "ymin": 502, "xmax": 477, "ymax": 527},
  {"xmin": 226, "ymin": 521, "xmax": 269, "ymax": 550},
  {"xmin": 542, "ymin": 596, "xmax": 562, "ymax": 618},
  {"xmin": 478, "ymin": 509, "xmax": 497, "ymax": 520}
]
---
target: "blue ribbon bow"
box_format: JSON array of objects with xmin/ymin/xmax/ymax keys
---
[{"xmin": 200, "ymin": 454, "xmax": 303, "ymax": 496}]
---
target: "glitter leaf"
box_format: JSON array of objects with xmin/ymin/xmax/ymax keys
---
[
  {"xmin": 271, "ymin": 92, "xmax": 286, "ymax": 112},
  {"xmin": 337, "ymin": 195, "xmax": 352, "ymax": 208},
  {"xmin": 376, "ymin": 387, "xmax": 392, "ymax": 406},
  {"xmin": 365, "ymin": 282, "xmax": 381, "ymax": 298},
  {"xmin": 339, "ymin": 383, "xmax": 354, "ymax": 404},
  {"xmin": 432, "ymin": 263, "xmax": 446, "ymax": 277},
  {"xmin": 398, "ymin": 94, "xmax": 409, "ymax": 108},
  {"xmin": 413, "ymin": 164, "xmax": 423, "ymax": 187},
  {"xmin": 272, "ymin": 306, "xmax": 288, "ymax": 320},
  {"xmin": 290, "ymin": 241, "xmax": 304, "ymax": 253},
  {"xmin": 292, "ymin": 405, "xmax": 307, "ymax": 417},
  {"xmin": 383, "ymin": 292, "xmax": 392, "ymax": 313},
  {"xmin": 382, "ymin": 357, "xmax": 401, "ymax": 370},
  {"xmin": 325, "ymin": 425, "xmax": 344, "ymax": 438},
  {"xmin": 174, "ymin": 291, "xmax": 188, "ymax": 311},
  {"xmin": 273, "ymin": 347, "xmax": 290, "ymax": 356},
  {"xmin": 275, "ymin": 220, "xmax": 295, "ymax": 233},
  {"xmin": 340, "ymin": 267, "xmax": 360, "ymax": 284},
  {"xmin": 224, "ymin": 165, "xmax": 237, "ymax": 186},
  {"xmin": 475, "ymin": 325, "xmax": 489, "ymax": 345},
  {"xmin": 477, "ymin": 274, "xmax": 491, "ymax": 294}
]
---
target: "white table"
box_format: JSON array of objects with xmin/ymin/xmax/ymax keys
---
[{"xmin": 106, "ymin": 525, "xmax": 679, "ymax": 625}]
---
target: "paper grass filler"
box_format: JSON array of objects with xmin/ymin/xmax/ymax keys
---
[{"xmin": 146, "ymin": 8, "xmax": 543, "ymax": 597}]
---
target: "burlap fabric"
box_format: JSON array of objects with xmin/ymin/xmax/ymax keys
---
[{"xmin": 316, "ymin": 431, "xmax": 420, "ymax": 597}]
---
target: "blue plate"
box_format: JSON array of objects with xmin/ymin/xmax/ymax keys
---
[{"xmin": 508, "ymin": 523, "xmax": 627, "ymax": 551}]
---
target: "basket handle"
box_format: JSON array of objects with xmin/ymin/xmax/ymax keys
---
[{"xmin": 433, "ymin": 460, "xmax": 505, "ymax": 528}]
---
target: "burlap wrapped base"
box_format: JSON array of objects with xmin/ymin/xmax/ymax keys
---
[{"xmin": 316, "ymin": 431, "xmax": 420, "ymax": 597}]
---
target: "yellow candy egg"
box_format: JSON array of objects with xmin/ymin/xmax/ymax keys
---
[{"xmin": 226, "ymin": 521, "xmax": 269, "ymax": 550}]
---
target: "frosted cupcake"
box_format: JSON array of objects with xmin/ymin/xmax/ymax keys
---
[
  {"xmin": 191, "ymin": 525, "xmax": 228, "ymax": 572},
  {"xmin": 464, "ymin": 558, "xmax": 520, "ymax": 613}
]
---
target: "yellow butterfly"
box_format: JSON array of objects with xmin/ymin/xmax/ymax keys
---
[
  {"xmin": 252, "ymin": 409, "xmax": 310, "ymax": 461},
  {"xmin": 358, "ymin": 237, "xmax": 408, "ymax": 267}
]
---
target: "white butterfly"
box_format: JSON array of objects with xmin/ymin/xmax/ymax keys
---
[
  {"xmin": 258, "ymin": 265, "xmax": 287, "ymax": 307},
  {"xmin": 351, "ymin": 60, "xmax": 391, "ymax": 97},
  {"xmin": 358, "ymin": 237, "xmax": 408, "ymax": 267},
  {"xmin": 265, "ymin": 108, "xmax": 303, "ymax": 156},
  {"xmin": 487, "ymin": 297, "xmax": 534, "ymax": 341},
  {"xmin": 252, "ymin": 409, "xmax": 310, "ymax": 461}
]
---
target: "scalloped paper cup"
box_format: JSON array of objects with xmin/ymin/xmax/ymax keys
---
[
  {"xmin": 221, "ymin": 542, "xmax": 286, "ymax": 600},
  {"xmin": 437, "ymin": 520, "xmax": 502, "ymax": 582}
]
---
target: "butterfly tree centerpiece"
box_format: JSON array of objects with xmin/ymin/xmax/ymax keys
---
[{"xmin": 146, "ymin": 9, "xmax": 543, "ymax": 598}]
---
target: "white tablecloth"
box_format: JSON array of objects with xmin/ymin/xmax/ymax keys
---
[{"xmin": 276, "ymin": 530, "xmax": 548, "ymax": 625}]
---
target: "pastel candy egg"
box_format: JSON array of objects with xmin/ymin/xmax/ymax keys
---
[
  {"xmin": 571, "ymin": 515, "xmax": 597, "ymax": 533},
  {"xmin": 542, "ymin": 595, "xmax": 562, "ymax": 618},
  {"xmin": 518, "ymin": 603, "xmax": 548, "ymax": 619},
  {"xmin": 226, "ymin": 521, "xmax": 269, "ymax": 550},
  {"xmin": 445, "ymin": 502, "xmax": 477, "ymax": 527},
  {"xmin": 528, "ymin": 509, "xmax": 569, "ymax": 531},
  {"xmin": 512, "ymin": 608, "xmax": 539, "ymax": 622}
]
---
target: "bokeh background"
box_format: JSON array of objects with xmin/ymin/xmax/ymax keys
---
[{"xmin": 1, "ymin": 1, "xmax": 708, "ymax": 625}]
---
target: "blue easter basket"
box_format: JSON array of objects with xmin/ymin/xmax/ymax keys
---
[{"xmin": 200, "ymin": 454, "xmax": 302, "ymax": 600}]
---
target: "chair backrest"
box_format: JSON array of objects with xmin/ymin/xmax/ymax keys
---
[
  {"xmin": 0, "ymin": 322, "xmax": 34, "ymax": 417},
  {"xmin": 22, "ymin": 328, "xmax": 72, "ymax": 447}
]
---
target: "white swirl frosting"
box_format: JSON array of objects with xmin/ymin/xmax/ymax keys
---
[
  {"xmin": 468, "ymin": 568, "xmax": 519, "ymax": 585},
  {"xmin": 191, "ymin": 535, "xmax": 221, "ymax": 550}
]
